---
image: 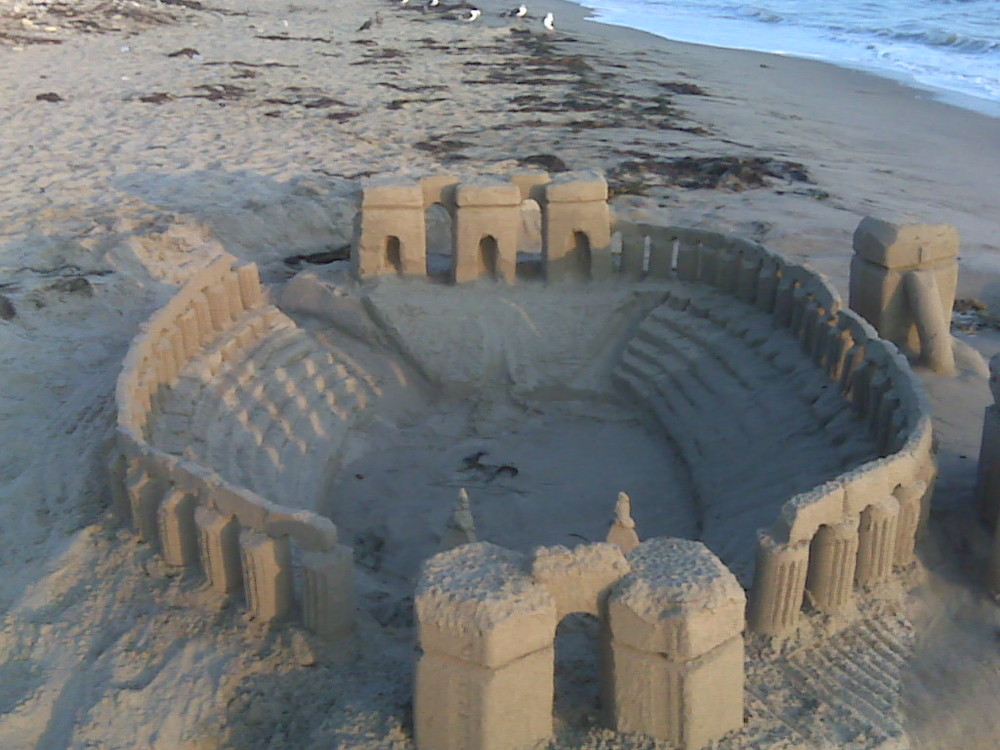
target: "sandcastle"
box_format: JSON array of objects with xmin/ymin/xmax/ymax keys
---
[{"xmin": 109, "ymin": 169, "xmax": 943, "ymax": 749}]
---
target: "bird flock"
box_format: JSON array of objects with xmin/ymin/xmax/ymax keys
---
[{"xmin": 358, "ymin": 1, "xmax": 555, "ymax": 33}]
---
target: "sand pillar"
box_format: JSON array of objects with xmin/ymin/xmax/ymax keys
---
[
  {"xmin": 608, "ymin": 538, "xmax": 745, "ymax": 749},
  {"xmin": 158, "ymin": 488, "xmax": 199, "ymax": 568},
  {"xmin": 205, "ymin": 281, "xmax": 233, "ymax": 331},
  {"xmin": 855, "ymin": 495, "xmax": 900, "ymax": 587},
  {"xmin": 414, "ymin": 543, "xmax": 557, "ymax": 750},
  {"xmin": 748, "ymin": 532, "xmax": 809, "ymax": 636},
  {"xmin": 301, "ymin": 544, "xmax": 355, "ymax": 641},
  {"xmin": 541, "ymin": 172, "xmax": 612, "ymax": 282},
  {"xmin": 849, "ymin": 216, "xmax": 958, "ymax": 373},
  {"xmin": 107, "ymin": 451, "xmax": 131, "ymax": 523},
  {"xmin": 125, "ymin": 461, "xmax": 164, "ymax": 548},
  {"xmin": 453, "ymin": 180, "xmax": 522, "ymax": 284},
  {"xmin": 893, "ymin": 480, "xmax": 927, "ymax": 568},
  {"xmin": 755, "ymin": 257, "xmax": 780, "ymax": 314},
  {"xmin": 351, "ymin": 180, "xmax": 427, "ymax": 280},
  {"xmin": 235, "ymin": 262, "xmax": 264, "ymax": 310},
  {"xmin": 735, "ymin": 246, "xmax": 762, "ymax": 305},
  {"xmin": 195, "ymin": 506, "xmax": 243, "ymax": 595},
  {"xmin": 675, "ymin": 234, "xmax": 699, "ymax": 282},
  {"xmin": 239, "ymin": 529, "xmax": 294, "ymax": 622},
  {"xmin": 806, "ymin": 517, "xmax": 860, "ymax": 614},
  {"xmin": 618, "ymin": 224, "xmax": 646, "ymax": 279},
  {"xmin": 647, "ymin": 227, "xmax": 678, "ymax": 279}
]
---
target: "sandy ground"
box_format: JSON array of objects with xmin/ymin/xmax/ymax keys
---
[{"xmin": 2, "ymin": 0, "xmax": 1000, "ymax": 747}]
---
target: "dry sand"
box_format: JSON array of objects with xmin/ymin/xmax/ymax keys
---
[{"xmin": 2, "ymin": 0, "xmax": 1000, "ymax": 747}]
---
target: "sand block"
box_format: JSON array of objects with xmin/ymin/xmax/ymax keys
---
[
  {"xmin": 508, "ymin": 170, "xmax": 551, "ymax": 201},
  {"xmin": 607, "ymin": 538, "xmax": 744, "ymax": 660},
  {"xmin": 360, "ymin": 179, "xmax": 425, "ymax": 208},
  {"xmin": 530, "ymin": 542, "xmax": 630, "ymax": 619},
  {"xmin": 853, "ymin": 216, "xmax": 959, "ymax": 268},
  {"xmin": 542, "ymin": 172, "xmax": 612, "ymax": 282},
  {"xmin": 455, "ymin": 179, "xmax": 521, "ymax": 207},
  {"xmin": 414, "ymin": 646, "xmax": 554, "ymax": 750},
  {"xmin": 415, "ymin": 543, "xmax": 557, "ymax": 668},
  {"xmin": 544, "ymin": 170, "xmax": 608, "ymax": 203},
  {"xmin": 610, "ymin": 635, "xmax": 744, "ymax": 750}
]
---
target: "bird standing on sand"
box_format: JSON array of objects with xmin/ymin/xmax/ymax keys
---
[
  {"xmin": 502, "ymin": 4, "xmax": 527, "ymax": 17},
  {"xmin": 423, "ymin": 0, "xmax": 440, "ymax": 10},
  {"xmin": 542, "ymin": 11, "xmax": 555, "ymax": 32},
  {"xmin": 460, "ymin": 7, "xmax": 482, "ymax": 21}
]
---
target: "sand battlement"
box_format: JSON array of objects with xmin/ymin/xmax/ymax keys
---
[{"xmin": 108, "ymin": 172, "xmax": 938, "ymax": 749}]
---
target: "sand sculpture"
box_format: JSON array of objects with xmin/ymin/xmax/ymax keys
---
[
  {"xmin": 849, "ymin": 217, "xmax": 959, "ymax": 375},
  {"xmin": 109, "ymin": 169, "xmax": 939, "ymax": 749}
]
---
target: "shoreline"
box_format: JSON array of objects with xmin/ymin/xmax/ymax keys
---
[{"xmin": 566, "ymin": 0, "xmax": 1000, "ymax": 121}]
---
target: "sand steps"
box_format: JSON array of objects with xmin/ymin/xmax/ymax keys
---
[
  {"xmin": 614, "ymin": 284, "xmax": 879, "ymax": 580},
  {"xmin": 745, "ymin": 615, "xmax": 912, "ymax": 748},
  {"xmin": 146, "ymin": 307, "xmax": 378, "ymax": 511}
]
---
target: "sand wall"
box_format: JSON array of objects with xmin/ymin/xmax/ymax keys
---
[
  {"xmin": 610, "ymin": 220, "xmax": 935, "ymax": 635},
  {"xmin": 111, "ymin": 253, "xmax": 355, "ymax": 640}
]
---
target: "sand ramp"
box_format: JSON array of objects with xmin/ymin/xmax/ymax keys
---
[{"xmin": 747, "ymin": 614, "xmax": 912, "ymax": 747}]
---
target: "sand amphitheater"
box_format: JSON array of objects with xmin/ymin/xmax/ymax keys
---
[{"xmin": 109, "ymin": 169, "xmax": 946, "ymax": 749}]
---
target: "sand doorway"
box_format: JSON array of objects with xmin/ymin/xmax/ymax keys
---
[
  {"xmin": 385, "ymin": 236, "xmax": 402, "ymax": 275},
  {"xmin": 479, "ymin": 235, "xmax": 499, "ymax": 280},
  {"xmin": 553, "ymin": 611, "xmax": 604, "ymax": 730},
  {"xmin": 425, "ymin": 203, "xmax": 453, "ymax": 282}
]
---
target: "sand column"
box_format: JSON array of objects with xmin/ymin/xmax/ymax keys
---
[
  {"xmin": 541, "ymin": 171, "xmax": 612, "ymax": 282},
  {"xmin": 805, "ymin": 517, "xmax": 860, "ymax": 614},
  {"xmin": 351, "ymin": 180, "xmax": 426, "ymax": 280},
  {"xmin": 124, "ymin": 459, "xmax": 165, "ymax": 548},
  {"xmin": 748, "ymin": 531, "xmax": 809, "ymax": 636},
  {"xmin": 855, "ymin": 495, "xmax": 901, "ymax": 587},
  {"xmin": 157, "ymin": 487, "xmax": 199, "ymax": 568},
  {"xmin": 414, "ymin": 543, "xmax": 557, "ymax": 750},
  {"xmin": 893, "ymin": 480, "xmax": 927, "ymax": 568},
  {"xmin": 849, "ymin": 216, "xmax": 958, "ymax": 374},
  {"xmin": 195, "ymin": 506, "xmax": 243, "ymax": 595},
  {"xmin": 239, "ymin": 529, "xmax": 294, "ymax": 622},
  {"xmin": 607, "ymin": 538, "xmax": 745, "ymax": 749},
  {"xmin": 301, "ymin": 544, "xmax": 355, "ymax": 641},
  {"xmin": 453, "ymin": 180, "xmax": 522, "ymax": 284}
]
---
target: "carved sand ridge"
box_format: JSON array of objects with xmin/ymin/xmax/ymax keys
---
[{"xmin": 109, "ymin": 169, "xmax": 938, "ymax": 749}]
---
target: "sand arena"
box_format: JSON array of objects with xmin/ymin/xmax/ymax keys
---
[{"xmin": 110, "ymin": 169, "xmax": 938, "ymax": 748}]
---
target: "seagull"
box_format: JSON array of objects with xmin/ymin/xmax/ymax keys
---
[
  {"xmin": 542, "ymin": 11, "xmax": 554, "ymax": 32},
  {"xmin": 460, "ymin": 7, "xmax": 481, "ymax": 21},
  {"xmin": 502, "ymin": 4, "xmax": 527, "ymax": 17},
  {"xmin": 422, "ymin": 0, "xmax": 440, "ymax": 11},
  {"xmin": 400, "ymin": 0, "xmax": 410, "ymax": 6}
]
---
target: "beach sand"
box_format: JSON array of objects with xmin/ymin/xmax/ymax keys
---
[{"xmin": 2, "ymin": 0, "xmax": 1000, "ymax": 747}]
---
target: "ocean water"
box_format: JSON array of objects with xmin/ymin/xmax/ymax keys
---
[{"xmin": 575, "ymin": 0, "xmax": 1000, "ymax": 117}]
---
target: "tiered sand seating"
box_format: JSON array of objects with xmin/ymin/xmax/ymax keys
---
[
  {"xmin": 615, "ymin": 283, "xmax": 880, "ymax": 581},
  {"xmin": 148, "ymin": 306, "xmax": 379, "ymax": 512}
]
